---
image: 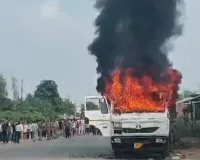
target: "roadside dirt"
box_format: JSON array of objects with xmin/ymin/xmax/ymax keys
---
[{"xmin": 173, "ymin": 137, "xmax": 200, "ymax": 159}]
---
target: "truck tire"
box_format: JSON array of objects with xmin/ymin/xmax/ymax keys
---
[{"xmin": 160, "ymin": 140, "xmax": 170, "ymax": 159}]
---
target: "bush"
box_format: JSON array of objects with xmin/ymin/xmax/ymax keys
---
[{"xmin": 176, "ymin": 117, "xmax": 192, "ymax": 137}]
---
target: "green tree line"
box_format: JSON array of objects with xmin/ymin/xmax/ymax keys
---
[{"xmin": 0, "ymin": 75, "xmax": 75, "ymax": 122}]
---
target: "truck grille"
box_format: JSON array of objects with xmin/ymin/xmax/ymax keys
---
[{"xmin": 122, "ymin": 127, "xmax": 159, "ymax": 133}]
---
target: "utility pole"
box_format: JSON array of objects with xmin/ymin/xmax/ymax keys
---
[{"xmin": 20, "ymin": 79, "xmax": 23, "ymax": 100}]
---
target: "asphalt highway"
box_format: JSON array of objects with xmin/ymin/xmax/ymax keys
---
[
  {"xmin": 0, "ymin": 136, "xmax": 195, "ymax": 160},
  {"xmin": 0, "ymin": 136, "xmax": 112, "ymax": 160}
]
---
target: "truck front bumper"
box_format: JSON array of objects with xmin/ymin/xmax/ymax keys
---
[{"xmin": 111, "ymin": 136, "xmax": 167, "ymax": 152}]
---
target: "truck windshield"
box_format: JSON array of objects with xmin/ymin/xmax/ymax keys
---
[{"xmin": 86, "ymin": 98, "xmax": 100, "ymax": 111}]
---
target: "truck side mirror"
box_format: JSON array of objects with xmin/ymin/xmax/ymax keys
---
[{"xmin": 100, "ymin": 98, "xmax": 108, "ymax": 114}]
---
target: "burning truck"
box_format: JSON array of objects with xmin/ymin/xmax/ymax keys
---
[
  {"xmin": 85, "ymin": 0, "xmax": 184, "ymax": 158},
  {"xmin": 85, "ymin": 68, "xmax": 181, "ymax": 158}
]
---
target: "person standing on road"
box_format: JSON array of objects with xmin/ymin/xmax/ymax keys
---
[
  {"xmin": 27, "ymin": 123, "xmax": 30, "ymax": 139},
  {"xmin": 1, "ymin": 120, "xmax": 9, "ymax": 144},
  {"xmin": 65, "ymin": 119, "xmax": 70, "ymax": 138},
  {"xmin": 29, "ymin": 123, "xmax": 34, "ymax": 139},
  {"xmin": 76, "ymin": 120, "xmax": 79, "ymax": 135},
  {"xmin": 23, "ymin": 122, "xmax": 28, "ymax": 140},
  {"xmin": 85, "ymin": 117, "xmax": 90, "ymax": 135},
  {"xmin": 50, "ymin": 121, "xmax": 53, "ymax": 139},
  {"xmin": 81, "ymin": 118, "xmax": 85, "ymax": 135},
  {"xmin": 38, "ymin": 121, "xmax": 43, "ymax": 141},
  {"xmin": 19, "ymin": 122, "xmax": 23, "ymax": 140},
  {"xmin": 78, "ymin": 119, "xmax": 82, "ymax": 135},
  {"xmin": 42, "ymin": 121, "xmax": 46, "ymax": 138},
  {"xmin": 69, "ymin": 119, "xmax": 72, "ymax": 137},
  {"xmin": 11, "ymin": 122, "xmax": 16, "ymax": 143},
  {"xmin": 72, "ymin": 119, "xmax": 76, "ymax": 137},
  {"xmin": 31, "ymin": 121, "xmax": 38, "ymax": 142},
  {"xmin": 46, "ymin": 119, "xmax": 51, "ymax": 140},
  {"xmin": 0, "ymin": 121, "xmax": 2, "ymax": 142},
  {"xmin": 52, "ymin": 120, "xmax": 57, "ymax": 139},
  {"xmin": 59, "ymin": 119, "xmax": 63, "ymax": 135},
  {"xmin": 7, "ymin": 121, "xmax": 13, "ymax": 142},
  {"xmin": 15, "ymin": 122, "xmax": 23, "ymax": 143}
]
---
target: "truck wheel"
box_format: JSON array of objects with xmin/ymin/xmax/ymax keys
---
[{"xmin": 160, "ymin": 140, "xmax": 170, "ymax": 159}]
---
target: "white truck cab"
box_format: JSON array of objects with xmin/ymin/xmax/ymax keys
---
[
  {"xmin": 84, "ymin": 96, "xmax": 111, "ymax": 136},
  {"xmin": 84, "ymin": 95, "xmax": 176, "ymax": 158}
]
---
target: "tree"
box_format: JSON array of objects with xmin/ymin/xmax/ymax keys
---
[
  {"xmin": 26, "ymin": 93, "xmax": 33, "ymax": 101},
  {"xmin": 80, "ymin": 104, "xmax": 85, "ymax": 118},
  {"xmin": 0, "ymin": 74, "xmax": 8, "ymax": 98},
  {"xmin": 81, "ymin": 104, "xmax": 84, "ymax": 112},
  {"xmin": 34, "ymin": 80, "xmax": 62, "ymax": 106},
  {"xmin": 0, "ymin": 74, "xmax": 10, "ymax": 109},
  {"xmin": 178, "ymin": 89, "xmax": 196, "ymax": 100},
  {"xmin": 12, "ymin": 76, "xmax": 19, "ymax": 101},
  {"xmin": 59, "ymin": 99, "xmax": 75, "ymax": 115},
  {"xmin": 0, "ymin": 78, "xmax": 76, "ymax": 122}
]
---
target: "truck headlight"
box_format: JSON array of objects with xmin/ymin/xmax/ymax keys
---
[
  {"xmin": 113, "ymin": 122, "xmax": 122, "ymax": 128},
  {"xmin": 155, "ymin": 138, "xmax": 166, "ymax": 143},
  {"xmin": 112, "ymin": 138, "xmax": 121, "ymax": 143}
]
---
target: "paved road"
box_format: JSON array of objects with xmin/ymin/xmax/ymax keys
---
[
  {"xmin": 0, "ymin": 136, "xmax": 113, "ymax": 160},
  {"xmin": 0, "ymin": 136, "xmax": 196, "ymax": 160}
]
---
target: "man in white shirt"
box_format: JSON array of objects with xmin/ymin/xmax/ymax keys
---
[
  {"xmin": 23, "ymin": 123, "xmax": 28, "ymax": 140},
  {"xmin": 31, "ymin": 121, "xmax": 38, "ymax": 142},
  {"xmin": 15, "ymin": 122, "xmax": 23, "ymax": 143},
  {"xmin": 19, "ymin": 123, "xmax": 23, "ymax": 140},
  {"xmin": 77, "ymin": 119, "xmax": 81, "ymax": 135},
  {"xmin": 81, "ymin": 118, "xmax": 85, "ymax": 135},
  {"xmin": 29, "ymin": 123, "xmax": 33, "ymax": 139},
  {"xmin": 72, "ymin": 120, "xmax": 76, "ymax": 136}
]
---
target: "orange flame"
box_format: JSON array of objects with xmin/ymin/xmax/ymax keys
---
[{"xmin": 104, "ymin": 68, "xmax": 181, "ymax": 112}]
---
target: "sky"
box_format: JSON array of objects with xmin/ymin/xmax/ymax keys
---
[{"xmin": 0, "ymin": 0, "xmax": 199, "ymax": 103}]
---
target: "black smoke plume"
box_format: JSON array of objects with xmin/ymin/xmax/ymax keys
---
[{"xmin": 88, "ymin": 0, "xmax": 184, "ymax": 94}]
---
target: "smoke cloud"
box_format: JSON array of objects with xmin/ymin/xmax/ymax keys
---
[{"xmin": 88, "ymin": 0, "xmax": 184, "ymax": 94}]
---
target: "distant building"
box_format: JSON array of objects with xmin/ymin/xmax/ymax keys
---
[
  {"xmin": 176, "ymin": 94, "xmax": 200, "ymax": 118},
  {"xmin": 176, "ymin": 94, "xmax": 200, "ymax": 129},
  {"xmin": 176, "ymin": 102, "xmax": 187, "ymax": 117}
]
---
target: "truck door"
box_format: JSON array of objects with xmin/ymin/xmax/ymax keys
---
[
  {"xmin": 84, "ymin": 96, "xmax": 111, "ymax": 136},
  {"xmin": 99, "ymin": 97, "xmax": 111, "ymax": 136}
]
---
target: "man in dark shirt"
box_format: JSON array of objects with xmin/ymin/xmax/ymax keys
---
[
  {"xmin": 12, "ymin": 123, "xmax": 16, "ymax": 143},
  {"xmin": 65, "ymin": 119, "xmax": 70, "ymax": 138},
  {"xmin": 1, "ymin": 120, "xmax": 9, "ymax": 143},
  {"xmin": 38, "ymin": 121, "xmax": 43, "ymax": 141}
]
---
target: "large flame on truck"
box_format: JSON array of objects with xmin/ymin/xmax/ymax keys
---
[{"xmin": 105, "ymin": 68, "xmax": 181, "ymax": 112}]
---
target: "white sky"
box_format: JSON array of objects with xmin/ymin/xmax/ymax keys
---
[{"xmin": 0, "ymin": 0, "xmax": 199, "ymax": 102}]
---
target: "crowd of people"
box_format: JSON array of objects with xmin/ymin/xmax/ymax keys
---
[
  {"xmin": 0, "ymin": 117, "xmax": 99, "ymax": 144},
  {"xmin": 0, "ymin": 120, "xmax": 44, "ymax": 144}
]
